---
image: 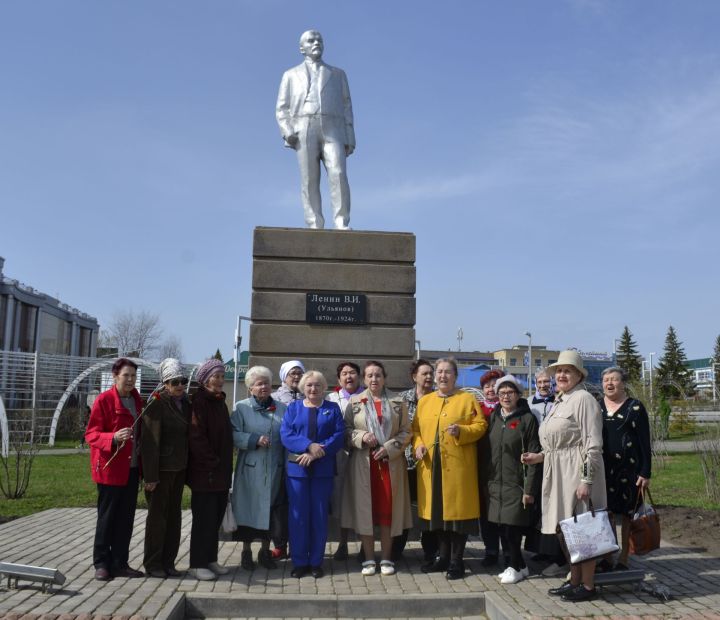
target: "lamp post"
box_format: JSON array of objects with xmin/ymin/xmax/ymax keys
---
[
  {"xmin": 525, "ymin": 331, "xmax": 532, "ymax": 397},
  {"xmin": 712, "ymin": 362, "xmax": 717, "ymax": 404},
  {"xmin": 648, "ymin": 352, "xmax": 656, "ymax": 409},
  {"xmin": 233, "ymin": 315, "xmax": 251, "ymax": 405},
  {"xmin": 457, "ymin": 327, "xmax": 463, "ymax": 352}
]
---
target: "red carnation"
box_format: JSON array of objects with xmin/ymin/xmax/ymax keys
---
[
  {"xmin": 361, "ymin": 398, "xmax": 368, "ymax": 404},
  {"xmin": 267, "ymin": 405, "xmax": 276, "ymax": 412},
  {"xmin": 508, "ymin": 420, "xmax": 519, "ymax": 430},
  {"xmin": 334, "ymin": 386, "xmax": 341, "ymax": 393}
]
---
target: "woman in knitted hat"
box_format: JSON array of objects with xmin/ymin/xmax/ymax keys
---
[
  {"xmin": 187, "ymin": 358, "xmax": 234, "ymax": 581},
  {"xmin": 140, "ymin": 358, "xmax": 191, "ymax": 578},
  {"xmin": 484, "ymin": 375, "xmax": 541, "ymax": 585}
]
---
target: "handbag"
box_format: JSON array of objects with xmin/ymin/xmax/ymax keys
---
[
  {"xmin": 222, "ymin": 478, "xmax": 238, "ymax": 533},
  {"xmin": 557, "ymin": 499, "xmax": 619, "ymax": 564},
  {"xmin": 629, "ymin": 487, "xmax": 660, "ymax": 555}
]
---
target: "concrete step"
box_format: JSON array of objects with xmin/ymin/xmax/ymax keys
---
[{"xmin": 184, "ymin": 593, "xmax": 486, "ymax": 619}]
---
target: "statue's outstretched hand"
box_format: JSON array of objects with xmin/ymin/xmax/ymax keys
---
[
  {"xmin": 345, "ymin": 144, "xmax": 355, "ymax": 156},
  {"xmin": 286, "ymin": 133, "xmax": 299, "ymax": 149}
]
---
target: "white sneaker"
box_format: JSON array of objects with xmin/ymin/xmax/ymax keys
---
[
  {"xmin": 208, "ymin": 562, "xmax": 229, "ymax": 575},
  {"xmin": 497, "ymin": 567, "xmax": 511, "ymax": 579},
  {"xmin": 380, "ymin": 561, "xmax": 395, "ymax": 576},
  {"xmin": 193, "ymin": 567, "xmax": 217, "ymax": 581},
  {"xmin": 361, "ymin": 561, "xmax": 376, "ymax": 576},
  {"xmin": 542, "ymin": 562, "xmax": 567, "ymax": 577},
  {"xmin": 500, "ymin": 567, "xmax": 527, "ymax": 584}
]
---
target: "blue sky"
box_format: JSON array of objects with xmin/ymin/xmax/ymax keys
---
[{"xmin": 2, "ymin": 0, "xmax": 719, "ymax": 363}]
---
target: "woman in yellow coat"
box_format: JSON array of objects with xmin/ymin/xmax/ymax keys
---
[{"xmin": 412, "ymin": 358, "xmax": 487, "ymax": 580}]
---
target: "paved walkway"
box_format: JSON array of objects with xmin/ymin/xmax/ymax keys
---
[{"xmin": 1, "ymin": 509, "xmax": 719, "ymax": 619}]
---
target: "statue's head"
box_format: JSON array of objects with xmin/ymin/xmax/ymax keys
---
[{"xmin": 299, "ymin": 30, "xmax": 324, "ymax": 61}]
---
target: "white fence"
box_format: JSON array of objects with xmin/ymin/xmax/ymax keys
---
[{"xmin": 0, "ymin": 351, "xmax": 194, "ymax": 454}]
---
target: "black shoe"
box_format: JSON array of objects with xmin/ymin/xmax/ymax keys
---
[
  {"xmin": 446, "ymin": 561, "xmax": 464, "ymax": 580},
  {"xmin": 333, "ymin": 543, "xmax": 348, "ymax": 561},
  {"xmin": 94, "ymin": 567, "xmax": 112, "ymax": 581},
  {"xmin": 480, "ymin": 554, "xmax": 499, "ymax": 567},
  {"xmin": 614, "ymin": 561, "xmax": 629, "ymax": 571},
  {"xmin": 113, "ymin": 566, "xmax": 144, "ymax": 578},
  {"xmin": 257, "ymin": 549, "xmax": 277, "ymax": 569},
  {"xmin": 164, "ymin": 566, "xmax": 183, "ymax": 577},
  {"xmin": 561, "ymin": 584, "xmax": 598, "ymax": 602},
  {"xmin": 311, "ymin": 565, "xmax": 324, "ymax": 579},
  {"xmin": 147, "ymin": 569, "xmax": 167, "ymax": 578},
  {"xmin": 548, "ymin": 580, "xmax": 575, "ymax": 596},
  {"xmin": 421, "ymin": 558, "xmax": 449, "ymax": 574},
  {"xmin": 241, "ymin": 549, "xmax": 256, "ymax": 571},
  {"xmin": 291, "ymin": 566, "xmax": 310, "ymax": 578}
]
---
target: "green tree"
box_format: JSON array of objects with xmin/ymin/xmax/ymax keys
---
[
  {"xmin": 656, "ymin": 325, "xmax": 695, "ymax": 399},
  {"xmin": 213, "ymin": 348, "xmax": 224, "ymax": 361},
  {"xmin": 616, "ymin": 325, "xmax": 642, "ymax": 383}
]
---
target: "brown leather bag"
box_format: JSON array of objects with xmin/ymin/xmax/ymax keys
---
[{"xmin": 629, "ymin": 487, "xmax": 660, "ymax": 555}]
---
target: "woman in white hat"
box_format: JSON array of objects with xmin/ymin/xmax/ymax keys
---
[
  {"xmin": 272, "ymin": 360, "xmax": 306, "ymax": 405},
  {"xmin": 521, "ymin": 350, "xmax": 606, "ymax": 603}
]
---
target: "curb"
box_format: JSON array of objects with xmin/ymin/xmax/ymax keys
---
[
  {"xmin": 484, "ymin": 591, "xmax": 525, "ymax": 620},
  {"xmin": 156, "ymin": 592, "xmax": 186, "ymax": 620},
  {"xmin": 185, "ymin": 592, "xmax": 486, "ymax": 618}
]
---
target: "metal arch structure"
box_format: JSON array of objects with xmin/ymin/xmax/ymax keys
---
[{"xmin": 48, "ymin": 357, "xmax": 157, "ymax": 446}]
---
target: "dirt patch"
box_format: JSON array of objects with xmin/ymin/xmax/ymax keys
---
[{"xmin": 657, "ymin": 505, "xmax": 720, "ymax": 557}]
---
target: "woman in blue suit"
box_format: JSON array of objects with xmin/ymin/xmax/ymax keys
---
[{"xmin": 280, "ymin": 370, "xmax": 345, "ymax": 578}]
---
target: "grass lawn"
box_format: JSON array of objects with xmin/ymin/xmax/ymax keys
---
[
  {"xmin": 0, "ymin": 453, "xmax": 192, "ymax": 519},
  {"xmin": 652, "ymin": 452, "xmax": 720, "ymax": 510}
]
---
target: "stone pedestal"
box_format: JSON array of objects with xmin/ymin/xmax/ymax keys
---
[{"xmin": 249, "ymin": 227, "xmax": 416, "ymax": 391}]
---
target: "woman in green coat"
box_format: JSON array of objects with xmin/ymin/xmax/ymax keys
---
[{"xmin": 485, "ymin": 375, "xmax": 541, "ymax": 585}]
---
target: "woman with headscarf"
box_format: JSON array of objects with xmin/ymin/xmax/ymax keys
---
[
  {"xmin": 141, "ymin": 358, "xmax": 191, "ymax": 578},
  {"xmin": 231, "ymin": 366, "xmax": 288, "ymax": 570},
  {"xmin": 85, "ymin": 358, "xmax": 144, "ymax": 581},
  {"xmin": 187, "ymin": 358, "xmax": 234, "ymax": 581},
  {"xmin": 521, "ymin": 350, "xmax": 606, "ymax": 603},
  {"xmin": 271, "ymin": 359, "xmax": 305, "ymax": 405}
]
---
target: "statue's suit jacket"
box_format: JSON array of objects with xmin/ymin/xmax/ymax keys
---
[{"xmin": 276, "ymin": 61, "xmax": 355, "ymax": 150}]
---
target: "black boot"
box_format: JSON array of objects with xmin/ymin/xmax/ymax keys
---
[
  {"xmin": 257, "ymin": 548, "xmax": 277, "ymax": 569},
  {"xmin": 241, "ymin": 549, "xmax": 256, "ymax": 570}
]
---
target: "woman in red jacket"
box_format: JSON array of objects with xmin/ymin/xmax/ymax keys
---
[{"xmin": 85, "ymin": 358, "xmax": 145, "ymax": 581}]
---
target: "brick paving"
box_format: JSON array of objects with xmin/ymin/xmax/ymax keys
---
[{"xmin": 0, "ymin": 508, "xmax": 719, "ymax": 618}]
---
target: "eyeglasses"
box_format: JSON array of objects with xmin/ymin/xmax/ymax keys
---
[
  {"xmin": 497, "ymin": 390, "xmax": 518, "ymax": 398},
  {"xmin": 168, "ymin": 378, "xmax": 189, "ymax": 387}
]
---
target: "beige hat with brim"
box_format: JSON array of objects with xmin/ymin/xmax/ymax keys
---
[{"xmin": 546, "ymin": 350, "xmax": 588, "ymax": 380}]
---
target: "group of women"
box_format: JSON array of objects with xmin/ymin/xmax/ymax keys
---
[
  {"xmin": 86, "ymin": 356, "xmax": 233, "ymax": 582},
  {"xmin": 85, "ymin": 350, "xmax": 652, "ymax": 605}
]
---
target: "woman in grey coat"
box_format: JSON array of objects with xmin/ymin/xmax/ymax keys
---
[{"xmin": 231, "ymin": 366, "xmax": 287, "ymax": 570}]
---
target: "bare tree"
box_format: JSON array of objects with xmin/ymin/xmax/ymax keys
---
[
  {"xmin": 105, "ymin": 309, "xmax": 163, "ymax": 358},
  {"xmin": 158, "ymin": 335, "xmax": 183, "ymax": 362}
]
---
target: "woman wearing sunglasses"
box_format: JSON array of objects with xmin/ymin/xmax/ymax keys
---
[{"xmin": 140, "ymin": 358, "xmax": 191, "ymax": 578}]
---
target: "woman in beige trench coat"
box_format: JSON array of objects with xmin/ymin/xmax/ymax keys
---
[
  {"xmin": 341, "ymin": 361, "xmax": 412, "ymax": 576},
  {"xmin": 522, "ymin": 350, "xmax": 606, "ymax": 604}
]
